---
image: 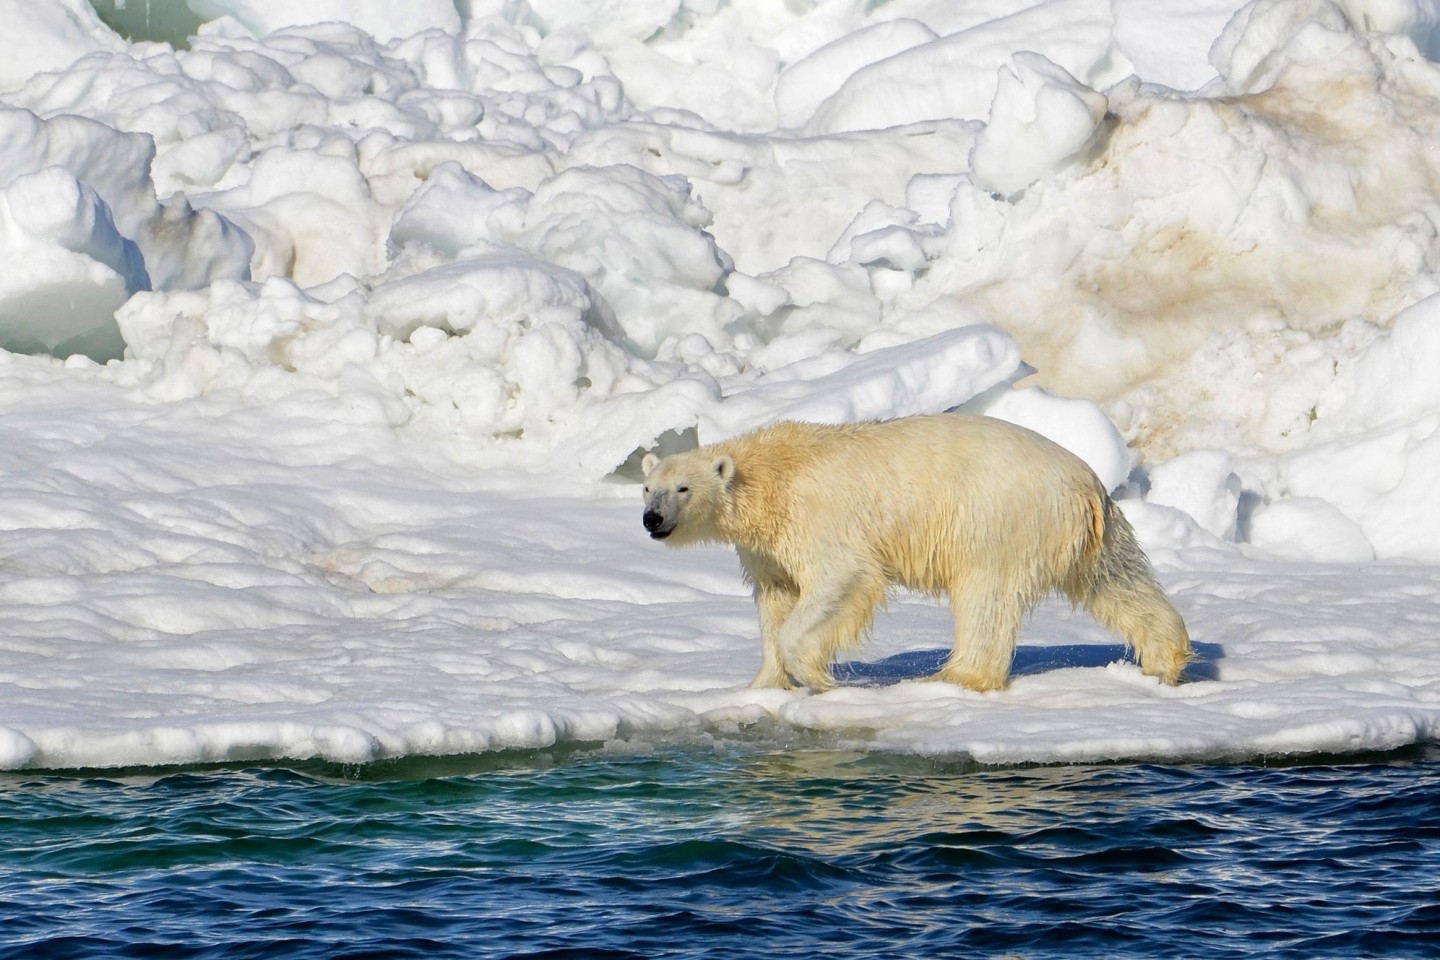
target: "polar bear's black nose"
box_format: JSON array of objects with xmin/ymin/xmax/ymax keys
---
[{"xmin": 643, "ymin": 510, "xmax": 664, "ymax": 532}]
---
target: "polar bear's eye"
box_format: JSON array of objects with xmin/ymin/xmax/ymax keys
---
[{"xmin": 677, "ymin": 485, "xmax": 690, "ymax": 494}]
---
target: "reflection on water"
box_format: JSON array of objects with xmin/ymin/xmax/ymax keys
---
[
  {"xmin": 1, "ymin": 743, "xmax": 1437, "ymax": 959},
  {"xmin": 735, "ymin": 750, "xmax": 1111, "ymax": 853}
]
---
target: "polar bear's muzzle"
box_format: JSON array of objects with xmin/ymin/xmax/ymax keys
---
[{"xmin": 643, "ymin": 508, "xmax": 673, "ymax": 539}]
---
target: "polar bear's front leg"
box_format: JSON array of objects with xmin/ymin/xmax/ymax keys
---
[
  {"xmin": 775, "ymin": 572, "xmax": 882, "ymax": 691},
  {"xmin": 750, "ymin": 581, "xmax": 798, "ymax": 689},
  {"xmin": 775, "ymin": 589, "xmax": 843, "ymax": 690}
]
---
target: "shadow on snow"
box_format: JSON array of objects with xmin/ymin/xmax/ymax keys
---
[{"xmin": 834, "ymin": 642, "xmax": 1224, "ymax": 686}]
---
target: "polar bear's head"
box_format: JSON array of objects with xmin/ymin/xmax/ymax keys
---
[{"xmin": 640, "ymin": 449, "xmax": 736, "ymax": 545}]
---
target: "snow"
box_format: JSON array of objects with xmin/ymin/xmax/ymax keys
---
[
  {"xmin": 969, "ymin": 52, "xmax": 1110, "ymax": 201},
  {"xmin": 0, "ymin": 107, "xmax": 252, "ymax": 361},
  {"xmin": 0, "ymin": 0, "xmax": 1438, "ymax": 770},
  {"xmin": 185, "ymin": 0, "xmax": 462, "ymax": 44},
  {"xmin": 0, "ymin": 0, "xmax": 124, "ymax": 95}
]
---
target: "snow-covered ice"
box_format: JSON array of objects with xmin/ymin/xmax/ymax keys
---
[{"xmin": 0, "ymin": 0, "xmax": 1438, "ymax": 770}]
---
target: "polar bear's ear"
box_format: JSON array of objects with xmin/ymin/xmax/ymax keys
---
[
  {"xmin": 641, "ymin": 452, "xmax": 660, "ymax": 476},
  {"xmin": 714, "ymin": 455, "xmax": 735, "ymax": 485}
]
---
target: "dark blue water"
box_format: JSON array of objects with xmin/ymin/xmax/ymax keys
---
[{"xmin": 3, "ymin": 743, "xmax": 1437, "ymax": 959}]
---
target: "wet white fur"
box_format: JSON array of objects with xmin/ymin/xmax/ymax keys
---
[{"xmin": 641, "ymin": 414, "xmax": 1191, "ymax": 691}]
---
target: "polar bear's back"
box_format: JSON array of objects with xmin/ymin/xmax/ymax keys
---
[
  {"xmin": 730, "ymin": 414, "xmax": 1107, "ymax": 594},
  {"xmin": 742, "ymin": 413, "xmax": 1101, "ymax": 504}
]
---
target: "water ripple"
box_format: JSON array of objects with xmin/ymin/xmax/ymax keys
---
[{"xmin": 2, "ymin": 745, "xmax": 1438, "ymax": 959}]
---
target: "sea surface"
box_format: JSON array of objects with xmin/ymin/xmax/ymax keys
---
[{"xmin": 2, "ymin": 742, "xmax": 1438, "ymax": 959}]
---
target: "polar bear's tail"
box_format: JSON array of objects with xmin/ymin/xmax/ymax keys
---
[{"xmin": 1072, "ymin": 494, "xmax": 1193, "ymax": 684}]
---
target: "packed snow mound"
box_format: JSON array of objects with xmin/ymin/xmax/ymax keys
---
[
  {"xmin": 0, "ymin": 166, "xmax": 143, "ymax": 360},
  {"xmin": 968, "ymin": 52, "xmax": 1109, "ymax": 200},
  {"xmin": 2, "ymin": 0, "xmax": 1438, "ymax": 535},
  {"xmin": 0, "ymin": 109, "xmax": 252, "ymax": 361},
  {"xmin": 186, "ymin": 0, "xmax": 462, "ymax": 42},
  {"xmin": 775, "ymin": 19, "xmax": 939, "ymax": 130},
  {"xmin": 1, "ymin": 0, "xmax": 1437, "ymax": 540},
  {"xmin": 802, "ymin": 3, "xmax": 1128, "ymax": 136},
  {"xmin": 897, "ymin": 0, "xmax": 1440, "ymax": 463},
  {"xmin": 1263, "ymin": 292, "xmax": 1440, "ymax": 561},
  {"xmin": 115, "ymin": 273, "xmax": 1038, "ymax": 481},
  {"xmin": 0, "ymin": 0, "xmax": 124, "ymax": 94}
]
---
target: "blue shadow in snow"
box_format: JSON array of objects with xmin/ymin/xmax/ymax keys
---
[{"xmin": 833, "ymin": 641, "xmax": 1224, "ymax": 687}]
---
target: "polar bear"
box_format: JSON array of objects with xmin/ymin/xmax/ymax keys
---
[{"xmin": 640, "ymin": 414, "xmax": 1191, "ymax": 691}]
